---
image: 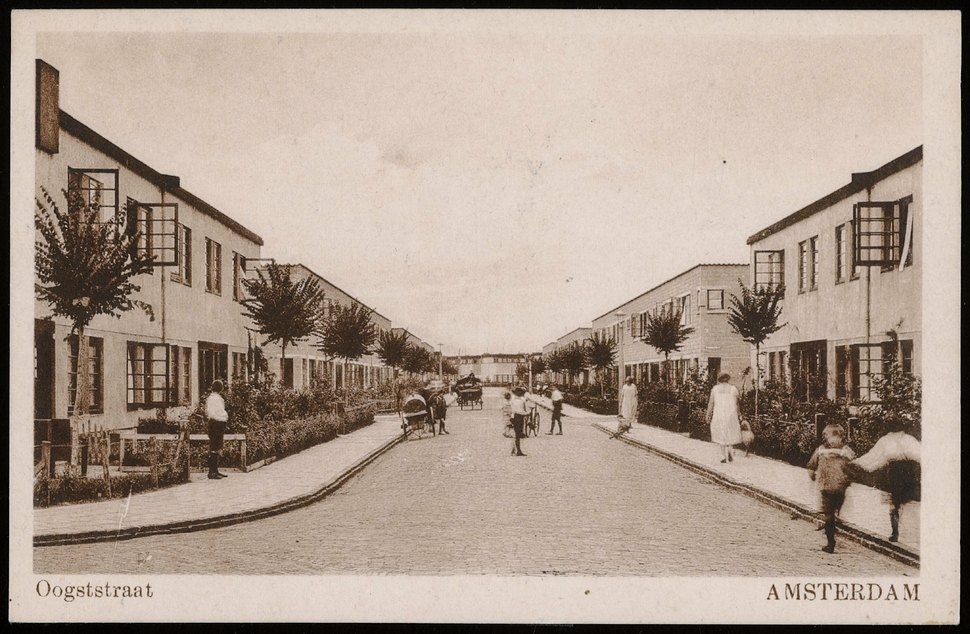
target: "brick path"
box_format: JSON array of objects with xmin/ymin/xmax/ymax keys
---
[{"xmin": 35, "ymin": 388, "xmax": 914, "ymax": 576}]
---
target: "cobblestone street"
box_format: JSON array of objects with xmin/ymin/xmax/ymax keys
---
[{"xmin": 34, "ymin": 390, "xmax": 914, "ymax": 576}]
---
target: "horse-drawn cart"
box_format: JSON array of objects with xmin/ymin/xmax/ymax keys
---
[{"xmin": 454, "ymin": 375, "xmax": 483, "ymax": 410}]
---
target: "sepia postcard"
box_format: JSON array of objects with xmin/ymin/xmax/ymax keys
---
[{"xmin": 9, "ymin": 9, "xmax": 961, "ymax": 624}]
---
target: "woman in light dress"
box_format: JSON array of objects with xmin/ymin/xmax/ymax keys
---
[{"xmin": 706, "ymin": 373, "xmax": 742, "ymax": 463}]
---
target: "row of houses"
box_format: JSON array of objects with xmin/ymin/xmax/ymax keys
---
[
  {"xmin": 33, "ymin": 60, "xmax": 439, "ymax": 433},
  {"xmin": 545, "ymin": 145, "xmax": 922, "ymax": 403}
]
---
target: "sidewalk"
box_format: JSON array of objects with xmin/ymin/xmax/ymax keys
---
[
  {"xmin": 591, "ymin": 419, "xmax": 920, "ymax": 568},
  {"xmin": 34, "ymin": 415, "xmax": 405, "ymax": 547}
]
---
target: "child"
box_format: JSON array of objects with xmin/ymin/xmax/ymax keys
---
[{"xmin": 806, "ymin": 424, "xmax": 856, "ymax": 553}]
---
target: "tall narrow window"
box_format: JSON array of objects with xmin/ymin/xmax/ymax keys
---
[
  {"xmin": 69, "ymin": 335, "xmax": 103, "ymax": 415},
  {"xmin": 835, "ymin": 224, "xmax": 848, "ymax": 284},
  {"xmin": 810, "ymin": 236, "xmax": 819, "ymax": 290},
  {"xmin": 798, "ymin": 240, "xmax": 811, "ymax": 292},
  {"xmin": 205, "ymin": 238, "xmax": 222, "ymax": 295},
  {"xmin": 232, "ymin": 252, "xmax": 246, "ymax": 301},
  {"xmin": 171, "ymin": 224, "xmax": 192, "ymax": 285}
]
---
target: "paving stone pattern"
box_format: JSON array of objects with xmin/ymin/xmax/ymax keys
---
[{"xmin": 35, "ymin": 389, "xmax": 914, "ymax": 577}]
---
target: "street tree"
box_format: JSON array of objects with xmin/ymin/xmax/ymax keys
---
[
  {"xmin": 726, "ymin": 279, "xmax": 786, "ymax": 416},
  {"xmin": 401, "ymin": 343, "xmax": 434, "ymax": 377},
  {"xmin": 441, "ymin": 357, "xmax": 459, "ymax": 376},
  {"xmin": 315, "ymin": 302, "xmax": 377, "ymax": 386},
  {"xmin": 241, "ymin": 263, "xmax": 326, "ymax": 364},
  {"xmin": 35, "ymin": 188, "xmax": 154, "ymax": 438},
  {"xmin": 375, "ymin": 329, "xmax": 410, "ymax": 378},
  {"xmin": 641, "ymin": 305, "xmax": 695, "ymax": 386},
  {"xmin": 586, "ymin": 332, "xmax": 617, "ymax": 396},
  {"xmin": 545, "ymin": 349, "xmax": 564, "ymax": 385}
]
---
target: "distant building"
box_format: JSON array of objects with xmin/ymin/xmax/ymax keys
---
[
  {"xmin": 451, "ymin": 353, "xmax": 531, "ymax": 384},
  {"xmin": 542, "ymin": 328, "xmax": 592, "ymax": 386},
  {"xmin": 591, "ymin": 264, "xmax": 750, "ymax": 386},
  {"xmin": 747, "ymin": 146, "xmax": 922, "ymax": 402}
]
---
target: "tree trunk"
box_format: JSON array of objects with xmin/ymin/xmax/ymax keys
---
[
  {"xmin": 71, "ymin": 326, "xmax": 91, "ymax": 466},
  {"xmin": 754, "ymin": 343, "xmax": 760, "ymax": 418}
]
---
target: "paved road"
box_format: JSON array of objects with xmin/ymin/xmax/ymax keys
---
[{"xmin": 35, "ymin": 389, "xmax": 914, "ymax": 576}]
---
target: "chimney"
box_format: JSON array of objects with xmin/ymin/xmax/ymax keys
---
[{"xmin": 36, "ymin": 59, "xmax": 59, "ymax": 154}]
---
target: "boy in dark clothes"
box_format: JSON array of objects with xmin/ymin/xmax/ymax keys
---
[{"xmin": 807, "ymin": 424, "xmax": 856, "ymax": 553}]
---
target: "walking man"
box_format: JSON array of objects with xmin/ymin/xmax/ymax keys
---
[
  {"xmin": 547, "ymin": 386, "xmax": 564, "ymax": 435},
  {"xmin": 205, "ymin": 380, "xmax": 229, "ymax": 479}
]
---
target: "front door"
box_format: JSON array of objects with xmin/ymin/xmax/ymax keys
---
[
  {"xmin": 34, "ymin": 319, "xmax": 55, "ymax": 419},
  {"xmin": 199, "ymin": 341, "xmax": 228, "ymax": 395}
]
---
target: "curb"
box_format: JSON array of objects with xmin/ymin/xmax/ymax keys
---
[
  {"xmin": 593, "ymin": 422, "xmax": 919, "ymax": 569},
  {"xmin": 34, "ymin": 431, "xmax": 406, "ymax": 548}
]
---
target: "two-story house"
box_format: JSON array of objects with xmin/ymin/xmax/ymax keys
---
[{"xmin": 747, "ymin": 146, "xmax": 922, "ymax": 402}]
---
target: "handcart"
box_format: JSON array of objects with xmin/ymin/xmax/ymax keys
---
[{"xmin": 400, "ymin": 394, "xmax": 435, "ymax": 440}]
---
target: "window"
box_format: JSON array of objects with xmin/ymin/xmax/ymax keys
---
[
  {"xmin": 128, "ymin": 201, "xmax": 179, "ymax": 266},
  {"xmin": 282, "ymin": 358, "xmax": 294, "ymax": 389},
  {"xmin": 835, "ymin": 224, "xmax": 848, "ymax": 284},
  {"xmin": 199, "ymin": 342, "xmax": 228, "ymax": 395},
  {"xmin": 679, "ymin": 295, "xmax": 691, "ymax": 325},
  {"xmin": 69, "ymin": 335, "xmax": 103, "ymax": 415},
  {"xmin": 798, "ymin": 237, "xmax": 818, "ymax": 292},
  {"xmin": 205, "ymin": 238, "xmax": 222, "ymax": 295},
  {"xmin": 754, "ymin": 250, "xmax": 785, "ymax": 290},
  {"xmin": 853, "ymin": 196, "xmax": 914, "ymax": 269},
  {"xmin": 171, "ymin": 224, "xmax": 192, "ymax": 285},
  {"xmin": 707, "ymin": 289, "xmax": 724, "ymax": 311},
  {"xmin": 707, "ymin": 357, "xmax": 721, "ymax": 380},
  {"xmin": 790, "ymin": 340, "xmax": 827, "ymax": 402},
  {"xmin": 232, "ymin": 351, "xmax": 247, "ymax": 384},
  {"xmin": 835, "ymin": 345, "xmax": 850, "ymax": 399},
  {"xmin": 127, "ymin": 342, "xmax": 170, "ymax": 409},
  {"xmin": 170, "ymin": 346, "xmax": 192, "ymax": 405},
  {"xmin": 68, "ymin": 168, "xmax": 118, "ymax": 224},
  {"xmin": 232, "ymin": 252, "xmax": 246, "ymax": 301},
  {"xmin": 302, "ymin": 358, "xmax": 309, "ymax": 388},
  {"xmin": 631, "ymin": 313, "xmax": 640, "ymax": 338}
]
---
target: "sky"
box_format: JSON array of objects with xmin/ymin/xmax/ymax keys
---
[{"xmin": 30, "ymin": 14, "xmax": 923, "ymax": 356}]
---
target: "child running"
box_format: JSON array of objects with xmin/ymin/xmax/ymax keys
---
[{"xmin": 806, "ymin": 424, "xmax": 856, "ymax": 553}]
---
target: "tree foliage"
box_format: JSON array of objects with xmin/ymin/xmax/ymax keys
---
[
  {"xmin": 315, "ymin": 301, "xmax": 377, "ymax": 363},
  {"xmin": 727, "ymin": 279, "xmax": 786, "ymax": 415},
  {"xmin": 241, "ymin": 263, "xmax": 326, "ymax": 360},
  {"xmin": 35, "ymin": 188, "xmax": 155, "ymax": 332},
  {"xmin": 35, "ymin": 188, "xmax": 155, "ymax": 419},
  {"xmin": 641, "ymin": 306, "xmax": 695, "ymax": 384},
  {"xmin": 375, "ymin": 329, "xmax": 410, "ymax": 372},
  {"xmin": 558, "ymin": 342, "xmax": 588, "ymax": 387},
  {"xmin": 727, "ymin": 279, "xmax": 787, "ymax": 348},
  {"xmin": 585, "ymin": 332, "xmax": 617, "ymax": 396},
  {"xmin": 401, "ymin": 343, "xmax": 434, "ymax": 375}
]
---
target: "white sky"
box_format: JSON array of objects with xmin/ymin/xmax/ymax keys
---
[{"xmin": 32, "ymin": 14, "xmax": 923, "ymax": 356}]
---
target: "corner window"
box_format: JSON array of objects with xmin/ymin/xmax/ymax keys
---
[
  {"xmin": 69, "ymin": 335, "xmax": 103, "ymax": 415},
  {"xmin": 205, "ymin": 238, "xmax": 222, "ymax": 295},
  {"xmin": 68, "ymin": 168, "xmax": 119, "ymax": 225},
  {"xmin": 754, "ymin": 250, "xmax": 785, "ymax": 291}
]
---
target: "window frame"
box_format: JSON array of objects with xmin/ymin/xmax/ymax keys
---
[
  {"xmin": 68, "ymin": 168, "xmax": 119, "ymax": 226},
  {"xmin": 170, "ymin": 224, "xmax": 192, "ymax": 286},
  {"xmin": 835, "ymin": 223, "xmax": 848, "ymax": 284},
  {"xmin": 205, "ymin": 237, "xmax": 223, "ymax": 295},
  {"xmin": 706, "ymin": 289, "xmax": 725, "ymax": 311},
  {"xmin": 127, "ymin": 341, "xmax": 171, "ymax": 410},
  {"xmin": 754, "ymin": 250, "xmax": 785, "ymax": 291},
  {"xmin": 232, "ymin": 252, "xmax": 247, "ymax": 302}
]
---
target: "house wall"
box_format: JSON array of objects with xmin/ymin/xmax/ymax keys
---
[
  {"xmin": 35, "ymin": 111, "xmax": 261, "ymax": 431},
  {"xmin": 591, "ymin": 265, "xmax": 750, "ymax": 385},
  {"xmin": 750, "ymin": 152, "xmax": 922, "ymax": 400}
]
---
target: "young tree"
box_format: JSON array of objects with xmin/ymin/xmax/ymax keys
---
[
  {"xmin": 545, "ymin": 349, "xmax": 564, "ymax": 385},
  {"xmin": 585, "ymin": 332, "xmax": 617, "ymax": 396},
  {"xmin": 441, "ymin": 357, "xmax": 459, "ymax": 376},
  {"xmin": 35, "ymin": 188, "xmax": 154, "ymax": 442},
  {"xmin": 241, "ymin": 263, "xmax": 326, "ymax": 364},
  {"xmin": 641, "ymin": 306, "xmax": 695, "ymax": 386},
  {"xmin": 315, "ymin": 302, "xmax": 377, "ymax": 386},
  {"xmin": 375, "ymin": 329, "xmax": 410, "ymax": 378},
  {"xmin": 401, "ymin": 343, "xmax": 433, "ymax": 377},
  {"xmin": 726, "ymin": 279, "xmax": 786, "ymax": 416}
]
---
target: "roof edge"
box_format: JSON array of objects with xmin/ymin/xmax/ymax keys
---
[
  {"xmin": 747, "ymin": 146, "xmax": 923, "ymax": 245},
  {"xmin": 59, "ymin": 110, "xmax": 264, "ymax": 247}
]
